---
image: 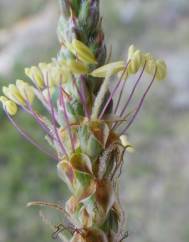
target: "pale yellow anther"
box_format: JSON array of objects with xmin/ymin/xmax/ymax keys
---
[
  {"xmin": 144, "ymin": 53, "xmax": 154, "ymax": 61},
  {"xmin": 128, "ymin": 45, "xmax": 137, "ymax": 60},
  {"xmin": 90, "ymin": 61, "xmax": 125, "ymax": 78},
  {"xmin": 3, "ymin": 84, "xmax": 25, "ymax": 105},
  {"xmin": 16, "ymin": 80, "xmax": 34, "ymax": 103},
  {"xmin": 66, "ymin": 60, "xmax": 88, "ymax": 74},
  {"xmin": 72, "ymin": 39, "xmax": 97, "ymax": 65},
  {"xmin": 127, "ymin": 46, "xmax": 145, "ymax": 75},
  {"xmin": 60, "ymin": 65, "xmax": 72, "ymax": 83},
  {"xmin": 128, "ymin": 60, "xmax": 139, "ymax": 75},
  {"xmin": 155, "ymin": 59, "xmax": 167, "ymax": 80},
  {"xmin": 134, "ymin": 50, "xmax": 145, "ymax": 67},
  {"xmin": 120, "ymin": 135, "xmax": 135, "ymax": 153},
  {"xmin": 25, "ymin": 66, "xmax": 44, "ymax": 89},
  {"xmin": 0, "ymin": 96, "xmax": 8, "ymax": 104},
  {"xmin": 145, "ymin": 58, "xmax": 156, "ymax": 75},
  {"xmin": 5, "ymin": 100, "xmax": 17, "ymax": 116}
]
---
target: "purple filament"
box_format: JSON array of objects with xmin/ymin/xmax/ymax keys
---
[
  {"xmin": 46, "ymin": 77, "xmax": 68, "ymax": 159},
  {"xmin": 24, "ymin": 97, "xmax": 55, "ymax": 140},
  {"xmin": 59, "ymin": 85, "xmax": 75, "ymax": 152},
  {"xmin": 79, "ymin": 76, "xmax": 90, "ymax": 118},
  {"xmin": 114, "ymin": 78, "xmax": 127, "ymax": 115},
  {"xmin": 119, "ymin": 62, "xmax": 146, "ymax": 118},
  {"xmin": 99, "ymin": 61, "xmax": 130, "ymax": 120},
  {"xmin": 121, "ymin": 68, "xmax": 157, "ymax": 134},
  {"xmin": 5, "ymin": 110, "xmax": 58, "ymax": 161},
  {"xmin": 72, "ymin": 77, "xmax": 90, "ymax": 119}
]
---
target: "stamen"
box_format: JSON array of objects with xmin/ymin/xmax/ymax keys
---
[
  {"xmin": 6, "ymin": 111, "xmax": 58, "ymax": 160},
  {"xmin": 99, "ymin": 60, "xmax": 130, "ymax": 120},
  {"xmin": 46, "ymin": 76, "xmax": 68, "ymax": 159},
  {"xmin": 114, "ymin": 78, "xmax": 127, "ymax": 115},
  {"xmin": 121, "ymin": 67, "xmax": 157, "ymax": 134},
  {"xmin": 26, "ymin": 104, "xmax": 56, "ymax": 141},
  {"xmin": 119, "ymin": 62, "xmax": 146, "ymax": 118},
  {"xmin": 111, "ymin": 109, "xmax": 135, "ymax": 131},
  {"xmin": 23, "ymin": 93, "xmax": 53, "ymax": 138}
]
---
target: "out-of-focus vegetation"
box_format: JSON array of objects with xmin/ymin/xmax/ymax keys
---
[{"xmin": 0, "ymin": 1, "xmax": 189, "ymax": 242}]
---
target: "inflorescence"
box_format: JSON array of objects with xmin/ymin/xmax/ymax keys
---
[{"xmin": 0, "ymin": 0, "xmax": 167, "ymax": 241}]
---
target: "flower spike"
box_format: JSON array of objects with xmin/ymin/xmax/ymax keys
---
[{"xmin": 0, "ymin": 1, "xmax": 167, "ymax": 241}]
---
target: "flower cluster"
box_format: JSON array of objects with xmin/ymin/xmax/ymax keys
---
[{"xmin": 0, "ymin": 1, "xmax": 167, "ymax": 242}]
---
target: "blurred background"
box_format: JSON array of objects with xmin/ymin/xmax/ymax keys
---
[{"xmin": 0, "ymin": 0, "xmax": 189, "ymax": 242}]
